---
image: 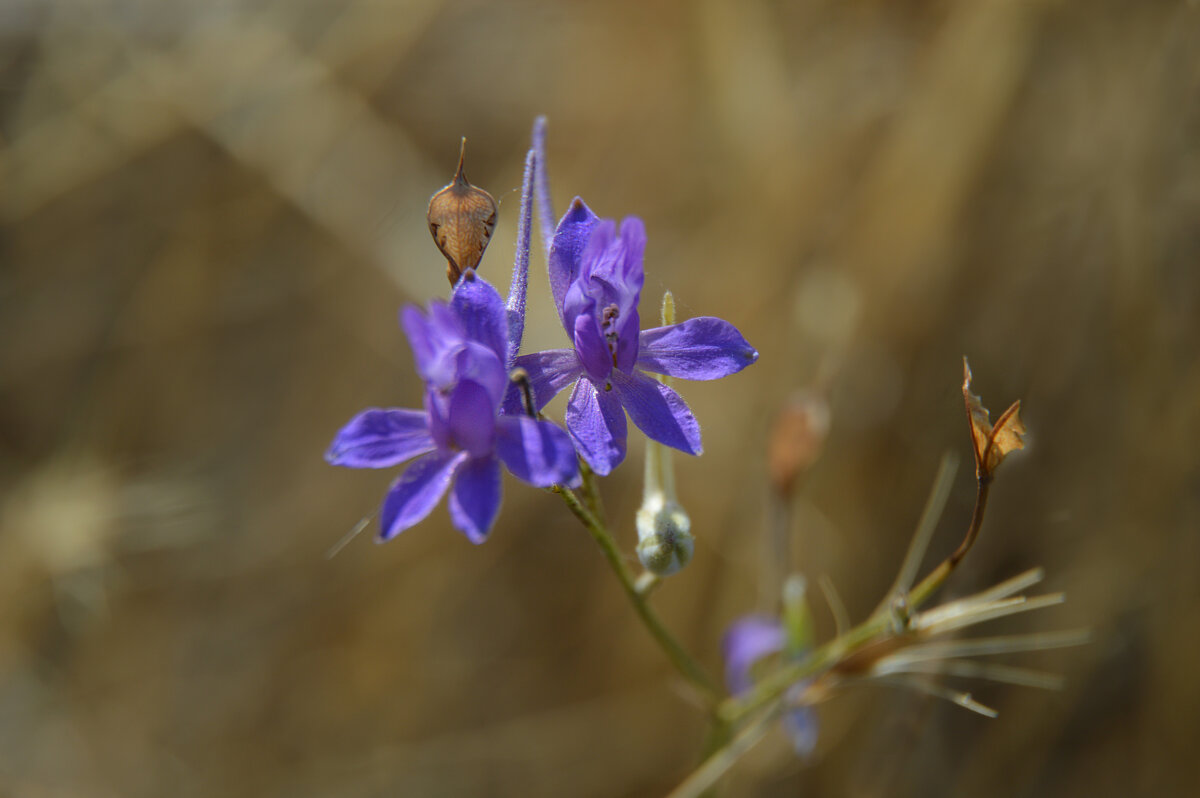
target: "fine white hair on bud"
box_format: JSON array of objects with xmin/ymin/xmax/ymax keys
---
[{"xmin": 636, "ymin": 290, "xmax": 695, "ymax": 577}]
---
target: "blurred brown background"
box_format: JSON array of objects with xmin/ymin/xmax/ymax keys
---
[{"xmin": 1, "ymin": 1, "xmax": 1198, "ymax": 796}]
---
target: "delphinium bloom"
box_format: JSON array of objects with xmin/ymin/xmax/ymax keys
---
[
  {"xmin": 506, "ymin": 198, "xmax": 759, "ymax": 475},
  {"xmin": 722, "ymin": 614, "xmax": 819, "ymax": 756},
  {"xmin": 326, "ymin": 273, "xmax": 579, "ymax": 543}
]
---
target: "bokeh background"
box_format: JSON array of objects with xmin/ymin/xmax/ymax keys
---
[{"xmin": 2, "ymin": 1, "xmax": 1198, "ymax": 796}]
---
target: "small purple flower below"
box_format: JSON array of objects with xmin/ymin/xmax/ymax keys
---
[
  {"xmin": 326, "ymin": 273, "xmax": 579, "ymax": 543},
  {"xmin": 722, "ymin": 615, "xmax": 819, "ymax": 757},
  {"xmin": 507, "ymin": 198, "xmax": 759, "ymax": 475}
]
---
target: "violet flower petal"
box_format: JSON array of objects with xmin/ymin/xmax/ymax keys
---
[
  {"xmin": 502, "ymin": 349, "xmax": 584, "ymax": 415},
  {"xmin": 379, "ymin": 450, "xmax": 467, "ymax": 541},
  {"xmin": 721, "ymin": 615, "xmax": 786, "ymax": 695},
  {"xmin": 447, "ymin": 455, "xmax": 502, "ymax": 543},
  {"xmin": 565, "ymin": 379, "xmax": 627, "ymax": 476},
  {"xmin": 401, "ymin": 303, "xmax": 465, "ymax": 389},
  {"xmin": 451, "ymin": 272, "xmax": 507, "ymax": 367},
  {"xmin": 325, "ymin": 408, "xmax": 435, "ymax": 468},
  {"xmin": 783, "ymin": 702, "xmax": 819, "ymax": 758},
  {"xmin": 548, "ymin": 198, "xmax": 599, "ymax": 328},
  {"xmin": 637, "ymin": 317, "xmax": 759, "ymax": 380},
  {"xmin": 448, "ymin": 378, "xmax": 497, "ymax": 458},
  {"xmin": 495, "ymin": 415, "xmax": 580, "ymax": 487},
  {"xmin": 610, "ymin": 369, "xmax": 702, "ymax": 456},
  {"xmin": 572, "ymin": 301, "xmax": 614, "ymax": 382},
  {"xmin": 451, "ymin": 342, "xmax": 509, "ymax": 410}
]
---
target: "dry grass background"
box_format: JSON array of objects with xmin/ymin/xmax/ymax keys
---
[{"xmin": 1, "ymin": 1, "xmax": 1198, "ymax": 796}]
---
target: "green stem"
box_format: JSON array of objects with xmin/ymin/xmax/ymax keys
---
[
  {"xmin": 579, "ymin": 458, "xmax": 606, "ymax": 526},
  {"xmin": 555, "ymin": 486, "xmax": 721, "ymax": 705},
  {"xmin": 719, "ymin": 473, "xmax": 994, "ymax": 725}
]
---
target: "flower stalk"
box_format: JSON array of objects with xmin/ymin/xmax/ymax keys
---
[
  {"xmin": 553, "ymin": 485, "xmax": 721, "ymax": 705},
  {"xmin": 636, "ymin": 292, "xmax": 696, "ymax": 577}
]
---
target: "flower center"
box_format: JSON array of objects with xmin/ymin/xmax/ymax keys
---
[{"xmin": 601, "ymin": 303, "xmax": 620, "ymax": 366}]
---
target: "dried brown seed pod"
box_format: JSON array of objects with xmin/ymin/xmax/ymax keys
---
[
  {"xmin": 767, "ymin": 391, "xmax": 831, "ymax": 498},
  {"xmin": 427, "ymin": 139, "xmax": 498, "ymax": 287}
]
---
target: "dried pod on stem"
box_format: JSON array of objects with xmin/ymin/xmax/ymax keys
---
[
  {"xmin": 962, "ymin": 358, "xmax": 1027, "ymax": 480},
  {"xmin": 427, "ymin": 139, "xmax": 498, "ymax": 286}
]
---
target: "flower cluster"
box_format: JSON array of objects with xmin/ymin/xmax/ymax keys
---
[
  {"xmin": 327, "ymin": 120, "xmax": 758, "ymax": 541},
  {"xmin": 506, "ymin": 200, "xmax": 759, "ymax": 475}
]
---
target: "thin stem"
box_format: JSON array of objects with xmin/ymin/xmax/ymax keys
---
[
  {"xmin": 667, "ymin": 707, "xmax": 779, "ymax": 798},
  {"xmin": 555, "ymin": 487, "xmax": 721, "ymax": 704},
  {"xmin": 908, "ymin": 474, "xmax": 991, "ymax": 608},
  {"xmin": 719, "ymin": 470, "xmax": 995, "ymax": 725},
  {"xmin": 579, "ymin": 458, "xmax": 606, "ymax": 527}
]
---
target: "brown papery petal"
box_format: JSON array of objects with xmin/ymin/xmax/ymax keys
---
[{"xmin": 962, "ymin": 358, "xmax": 1026, "ymax": 477}]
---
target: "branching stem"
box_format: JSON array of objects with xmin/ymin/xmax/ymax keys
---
[{"xmin": 718, "ymin": 471, "xmax": 995, "ymax": 725}]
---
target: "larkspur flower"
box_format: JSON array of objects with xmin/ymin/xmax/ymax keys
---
[
  {"xmin": 722, "ymin": 615, "xmax": 819, "ymax": 757},
  {"xmin": 326, "ymin": 273, "xmax": 578, "ymax": 543},
  {"xmin": 505, "ymin": 198, "xmax": 759, "ymax": 475}
]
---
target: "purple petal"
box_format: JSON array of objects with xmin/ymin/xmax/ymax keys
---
[
  {"xmin": 572, "ymin": 302, "xmax": 613, "ymax": 382},
  {"xmin": 448, "ymin": 378, "xmax": 497, "ymax": 458},
  {"xmin": 505, "ymin": 147, "xmax": 536, "ymax": 368},
  {"xmin": 379, "ymin": 451, "xmax": 467, "ymax": 541},
  {"xmin": 721, "ymin": 615, "xmax": 786, "ymax": 695},
  {"xmin": 532, "ymin": 116, "xmax": 555, "ymax": 257},
  {"xmin": 565, "ymin": 379, "xmax": 627, "ymax": 476},
  {"xmin": 548, "ymin": 198, "xmax": 599, "ymax": 327},
  {"xmin": 447, "ymin": 456, "xmax": 502, "ymax": 543},
  {"xmin": 782, "ymin": 700, "xmax": 818, "ymax": 758},
  {"xmin": 576, "ymin": 217, "xmax": 645, "ymax": 372},
  {"xmin": 610, "ymin": 370, "xmax": 702, "ymax": 456},
  {"xmin": 502, "ymin": 349, "xmax": 584, "ymax": 415},
  {"xmin": 451, "ymin": 342, "xmax": 508, "ymax": 410},
  {"xmin": 495, "ymin": 415, "xmax": 580, "ymax": 487},
  {"xmin": 637, "ymin": 317, "xmax": 759, "ymax": 380},
  {"xmin": 401, "ymin": 303, "xmax": 464, "ymax": 389},
  {"xmin": 325, "ymin": 408, "xmax": 435, "ymax": 468},
  {"xmin": 580, "ymin": 218, "xmax": 617, "ymax": 276},
  {"xmin": 451, "ymin": 272, "xmax": 507, "ymax": 366}
]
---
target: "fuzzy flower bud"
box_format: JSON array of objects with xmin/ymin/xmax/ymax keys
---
[{"xmin": 636, "ymin": 291, "xmax": 695, "ymax": 576}]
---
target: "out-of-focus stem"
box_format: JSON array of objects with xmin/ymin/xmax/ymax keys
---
[{"xmin": 719, "ymin": 470, "xmax": 994, "ymax": 725}]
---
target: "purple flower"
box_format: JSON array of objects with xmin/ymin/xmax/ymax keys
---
[
  {"xmin": 722, "ymin": 615, "xmax": 819, "ymax": 757},
  {"xmin": 326, "ymin": 273, "xmax": 579, "ymax": 543},
  {"xmin": 506, "ymin": 198, "xmax": 759, "ymax": 475}
]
